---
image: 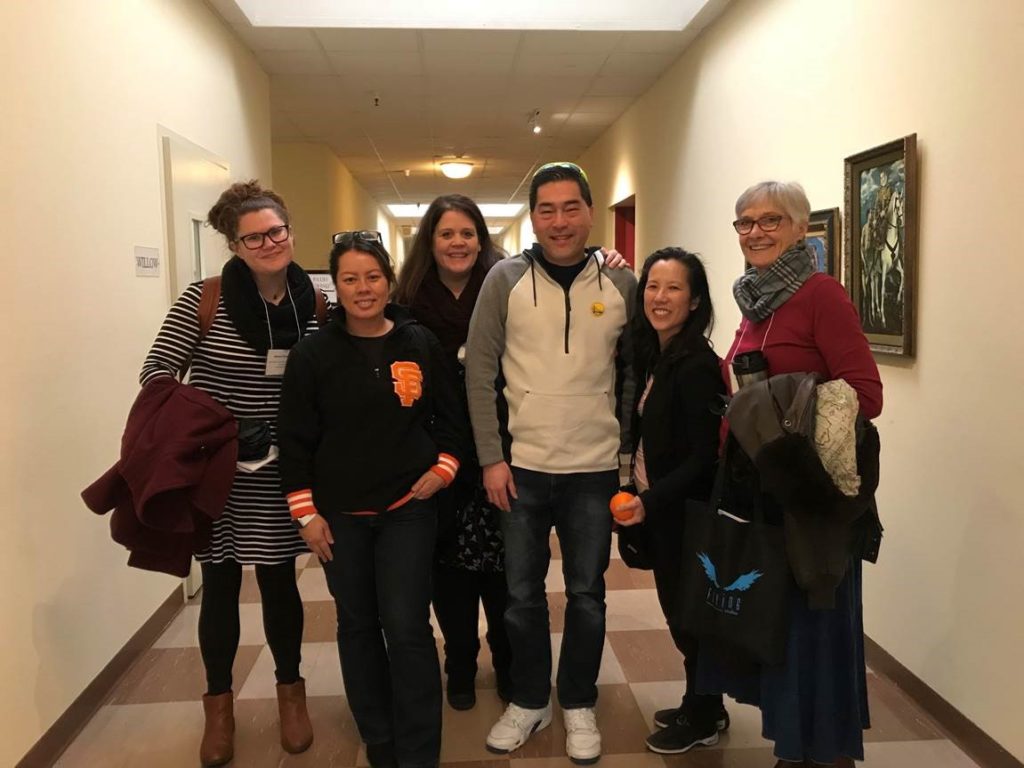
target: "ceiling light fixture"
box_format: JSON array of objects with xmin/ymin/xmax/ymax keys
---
[
  {"xmin": 440, "ymin": 159, "xmax": 473, "ymax": 179},
  {"xmin": 528, "ymin": 109, "xmax": 542, "ymax": 135}
]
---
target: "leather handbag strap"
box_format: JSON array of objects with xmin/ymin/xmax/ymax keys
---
[{"xmin": 179, "ymin": 277, "xmax": 221, "ymax": 380}]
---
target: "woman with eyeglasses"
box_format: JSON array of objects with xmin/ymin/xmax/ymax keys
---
[
  {"xmin": 278, "ymin": 230, "xmax": 468, "ymax": 768},
  {"xmin": 140, "ymin": 180, "xmax": 324, "ymax": 766},
  {"xmin": 700, "ymin": 181, "xmax": 882, "ymax": 768}
]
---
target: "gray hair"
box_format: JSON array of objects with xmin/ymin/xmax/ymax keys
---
[{"xmin": 735, "ymin": 181, "xmax": 811, "ymax": 227}]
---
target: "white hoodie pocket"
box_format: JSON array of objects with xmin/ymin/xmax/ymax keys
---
[{"xmin": 510, "ymin": 390, "xmax": 619, "ymax": 470}]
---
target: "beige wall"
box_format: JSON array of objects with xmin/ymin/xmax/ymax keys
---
[
  {"xmin": 0, "ymin": 1, "xmax": 272, "ymax": 764},
  {"xmin": 579, "ymin": 0, "xmax": 1024, "ymax": 758},
  {"xmin": 272, "ymin": 142, "xmax": 385, "ymax": 271}
]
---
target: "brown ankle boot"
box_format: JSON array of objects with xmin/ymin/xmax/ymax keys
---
[
  {"xmin": 200, "ymin": 692, "xmax": 234, "ymax": 767},
  {"xmin": 277, "ymin": 679, "xmax": 314, "ymax": 753}
]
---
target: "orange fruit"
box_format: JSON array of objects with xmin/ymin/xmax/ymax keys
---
[{"xmin": 609, "ymin": 491, "xmax": 636, "ymax": 521}]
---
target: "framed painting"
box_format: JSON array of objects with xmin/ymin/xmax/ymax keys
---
[
  {"xmin": 806, "ymin": 207, "xmax": 840, "ymax": 279},
  {"xmin": 844, "ymin": 133, "xmax": 918, "ymax": 357}
]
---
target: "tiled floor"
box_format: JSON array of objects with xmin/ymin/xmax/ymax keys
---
[{"xmin": 57, "ymin": 540, "xmax": 980, "ymax": 767}]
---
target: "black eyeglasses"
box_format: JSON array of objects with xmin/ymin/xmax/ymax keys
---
[
  {"xmin": 332, "ymin": 230, "xmax": 383, "ymax": 246},
  {"xmin": 731, "ymin": 214, "xmax": 789, "ymax": 235},
  {"xmin": 235, "ymin": 224, "xmax": 291, "ymax": 250},
  {"xmin": 533, "ymin": 161, "xmax": 590, "ymax": 184}
]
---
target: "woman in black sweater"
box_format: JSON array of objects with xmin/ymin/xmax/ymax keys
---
[
  {"xmin": 393, "ymin": 194, "xmax": 512, "ymax": 711},
  {"xmin": 615, "ymin": 248, "xmax": 729, "ymax": 756},
  {"xmin": 278, "ymin": 231, "xmax": 468, "ymax": 768}
]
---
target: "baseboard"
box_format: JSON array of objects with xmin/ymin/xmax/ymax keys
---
[
  {"xmin": 865, "ymin": 635, "xmax": 1022, "ymax": 768},
  {"xmin": 16, "ymin": 586, "xmax": 185, "ymax": 768}
]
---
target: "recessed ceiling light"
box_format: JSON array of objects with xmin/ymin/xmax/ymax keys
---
[
  {"xmin": 440, "ymin": 161, "xmax": 473, "ymax": 179},
  {"xmin": 528, "ymin": 109, "xmax": 542, "ymax": 135}
]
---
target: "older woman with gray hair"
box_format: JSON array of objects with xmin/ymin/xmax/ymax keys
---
[{"xmin": 698, "ymin": 181, "xmax": 882, "ymax": 767}]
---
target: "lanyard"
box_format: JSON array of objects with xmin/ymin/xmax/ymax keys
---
[{"xmin": 260, "ymin": 281, "xmax": 303, "ymax": 349}]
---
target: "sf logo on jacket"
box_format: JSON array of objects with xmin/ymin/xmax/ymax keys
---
[{"xmin": 391, "ymin": 361, "xmax": 423, "ymax": 407}]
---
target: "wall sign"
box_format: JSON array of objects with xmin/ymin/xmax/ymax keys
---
[{"xmin": 134, "ymin": 246, "xmax": 161, "ymax": 277}]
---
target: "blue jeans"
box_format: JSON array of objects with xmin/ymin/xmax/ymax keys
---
[
  {"xmin": 320, "ymin": 501, "xmax": 441, "ymax": 768},
  {"xmin": 501, "ymin": 467, "xmax": 617, "ymax": 709}
]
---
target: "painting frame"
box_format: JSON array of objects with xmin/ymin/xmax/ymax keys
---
[
  {"xmin": 805, "ymin": 207, "xmax": 841, "ymax": 280},
  {"xmin": 844, "ymin": 133, "xmax": 918, "ymax": 357}
]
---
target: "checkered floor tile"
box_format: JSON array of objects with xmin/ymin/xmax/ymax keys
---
[{"xmin": 55, "ymin": 537, "xmax": 980, "ymax": 767}]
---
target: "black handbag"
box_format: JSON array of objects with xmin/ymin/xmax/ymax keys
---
[
  {"xmin": 438, "ymin": 484, "xmax": 505, "ymax": 573},
  {"xmin": 616, "ymin": 522, "xmax": 653, "ymax": 570},
  {"xmin": 236, "ymin": 418, "xmax": 272, "ymax": 462},
  {"xmin": 676, "ymin": 440, "xmax": 792, "ymax": 665},
  {"xmin": 613, "ymin": 483, "xmax": 653, "ymax": 570}
]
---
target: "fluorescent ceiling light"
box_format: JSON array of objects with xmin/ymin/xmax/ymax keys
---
[
  {"xmin": 405, "ymin": 226, "xmax": 503, "ymax": 235},
  {"xmin": 387, "ymin": 204, "xmax": 430, "ymax": 218},
  {"xmin": 478, "ymin": 204, "xmax": 525, "ymax": 217},
  {"xmin": 387, "ymin": 203, "xmax": 524, "ymax": 219},
  {"xmin": 440, "ymin": 161, "xmax": 473, "ymax": 179},
  {"xmin": 236, "ymin": 0, "xmax": 713, "ymax": 31}
]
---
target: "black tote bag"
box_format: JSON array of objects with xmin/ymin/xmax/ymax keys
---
[{"xmin": 676, "ymin": 442, "xmax": 792, "ymax": 665}]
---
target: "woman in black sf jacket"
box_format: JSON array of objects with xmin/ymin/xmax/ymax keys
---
[
  {"xmin": 278, "ymin": 231, "xmax": 468, "ymax": 768},
  {"xmin": 615, "ymin": 248, "xmax": 728, "ymax": 757}
]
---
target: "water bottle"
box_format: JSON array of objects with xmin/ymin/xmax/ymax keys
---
[{"xmin": 732, "ymin": 350, "xmax": 769, "ymax": 389}]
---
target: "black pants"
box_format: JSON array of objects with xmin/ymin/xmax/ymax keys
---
[
  {"xmin": 432, "ymin": 564, "xmax": 511, "ymax": 693},
  {"xmin": 321, "ymin": 501, "xmax": 441, "ymax": 768},
  {"xmin": 198, "ymin": 559, "xmax": 303, "ymax": 695},
  {"xmin": 648, "ymin": 512, "xmax": 724, "ymax": 729}
]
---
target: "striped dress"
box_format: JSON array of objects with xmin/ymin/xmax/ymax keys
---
[{"xmin": 140, "ymin": 281, "xmax": 320, "ymax": 564}]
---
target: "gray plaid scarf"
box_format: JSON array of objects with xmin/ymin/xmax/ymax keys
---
[{"xmin": 732, "ymin": 241, "xmax": 817, "ymax": 322}]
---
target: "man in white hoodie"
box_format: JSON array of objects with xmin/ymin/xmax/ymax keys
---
[{"xmin": 466, "ymin": 162, "xmax": 636, "ymax": 765}]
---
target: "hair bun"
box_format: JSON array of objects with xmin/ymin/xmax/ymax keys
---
[{"xmin": 207, "ymin": 180, "xmax": 289, "ymax": 240}]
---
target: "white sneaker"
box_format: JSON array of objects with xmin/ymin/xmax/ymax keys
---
[
  {"xmin": 485, "ymin": 702, "xmax": 553, "ymax": 754},
  {"xmin": 563, "ymin": 707, "xmax": 601, "ymax": 765}
]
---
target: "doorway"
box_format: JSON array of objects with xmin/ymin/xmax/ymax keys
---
[
  {"xmin": 612, "ymin": 195, "xmax": 636, "ymax": 269},
  {"xmin": 159, "ymin": 129, "xmax": 230, "ymax": 597},
  {"xmin": 160, "ymin": 130, "xmax": 230, "ymax": 301}
]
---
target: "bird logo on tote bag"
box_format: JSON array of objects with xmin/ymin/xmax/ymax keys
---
[{"xmin": 697, "ymin": 552, "xmax": 763, "ymax": 615}]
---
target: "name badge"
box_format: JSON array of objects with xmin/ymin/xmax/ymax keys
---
[{"xmin": 265, "ymin": 349, "xmax": 290, "ymax": 376}]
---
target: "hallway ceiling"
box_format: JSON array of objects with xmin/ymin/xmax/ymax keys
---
[{"xmin": 206, "ymin": 0, "xmax": 731, "ymax": 225}]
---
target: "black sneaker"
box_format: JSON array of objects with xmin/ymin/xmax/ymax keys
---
[
  {"xmin": 645, "ymin": 719, "xmax": 719, "ymax": 755},
  {"xmin": 653, "ymin": 703, "xmax": 730, "ymax": 731},
  {"xmin": 366, "ymin": 740, "xmax": 398, "ymax": 768}
]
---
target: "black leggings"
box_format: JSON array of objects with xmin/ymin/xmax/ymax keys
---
[{"xmin": 198, "ymin": 559, "xmax": 303, "ymax": 695}]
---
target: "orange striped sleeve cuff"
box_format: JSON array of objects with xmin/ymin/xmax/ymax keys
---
[
  {"xmin": 286, "ymin": 490, "xmax": 318, "ymax": 519},
  {"xmin": 429, "ymin": 453, "xmax": 459, "ymax": 486}
]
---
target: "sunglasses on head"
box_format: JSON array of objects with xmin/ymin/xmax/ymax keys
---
[
  {"xmin": 533, "ymin": 161, "xmax": 589, "ymax": 185},
  {"xmin": 331, "ymin": 229, "xmax": 383, "ymax": 246}
]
